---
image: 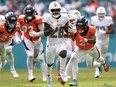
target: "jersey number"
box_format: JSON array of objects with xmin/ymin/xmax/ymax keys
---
[
  {"xmin": 51, "ymin": 27, "xmax": 64, "ymax": 38},
  {"xmin": 23, "ymin": 26, "xmax": 33, "ymax": 32},
  {"xmin": 96, "ymin": 26, "xmax": 105, "ymax": 30}
]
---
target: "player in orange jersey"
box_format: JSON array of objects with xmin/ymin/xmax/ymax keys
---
[
  {"xmin": 65, "ymin": 16, "xmax": 109, "ymax": 86},
  {"xmin": 0, "ymin": 12, "xmax": 20, "ymax": 78},
  {"xmin": 18, "ymin": 5, "xmax": 46, "ymax": 82}
]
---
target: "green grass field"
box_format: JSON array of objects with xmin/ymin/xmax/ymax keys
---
[{"xmin": 0, "ymin": 68, "xmax": 116, "ymax": 87}]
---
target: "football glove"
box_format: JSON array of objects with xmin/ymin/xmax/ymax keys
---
[
  {"xmin": 68, "ymin": 25, "xmax": 77, "ymax": 33},
  {"xmin": 29, "ymin": 29, "xmax": 38, "ymax": 37}
]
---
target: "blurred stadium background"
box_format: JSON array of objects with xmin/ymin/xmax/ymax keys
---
[{"xmin": 0, "ymin": 0, "xmax": 116, "ymax": 69}]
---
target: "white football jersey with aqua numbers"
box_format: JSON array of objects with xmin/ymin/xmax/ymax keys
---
[
  {"xmin": 42, "ymin": 13, "xmax": 69, "ymax": 45},
  {"xmin": 91, "ymin": 16, "xmax": 113, "ymax": 40}
]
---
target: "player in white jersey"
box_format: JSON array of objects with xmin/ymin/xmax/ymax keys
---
[
  {"xmin": 56, "ymin": 7, "xmax": 76, "ymax": 81},
  {"xmin": 42, "ymin": 1, "xmax": 69, "ymax": 87},
  {"xmin": 0, "ymin": 14, "xmax": 19, "ymax": 78},
  {"xmin": 55, "ymin": 7, "xmax": 68, "ymax": 77},
  {"xmin": 67, "ymin": 9, "xmax": 81, "ymax": 86},
  {"xmin": 90, "ymin": 6, "xmax": 114, "ymax": 78}
]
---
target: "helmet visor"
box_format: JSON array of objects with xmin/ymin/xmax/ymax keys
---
[
  {"xmin": 98, "ymin": 13, "xmax": 105, "ymax": 20},
  {"xmin": 51, "ymin": 9, "xmax": 60, "ymax": 16},
  {"xmin": 7, "ymin": 16, "xmax": 17, "ymax": 28}
]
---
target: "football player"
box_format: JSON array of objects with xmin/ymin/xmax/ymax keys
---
[
  {"xmin": 66, "ymin": 9, "xmax": 81, "ymax": 86},
  {"xmin": 42, "ymin": 1, "xmax": 69, "ymax": 87},
  {"xmin": 91, "ymin": 6, "xmax": 114, "ymax": 78},
  {"xmin": 0, "ymin": 12, "xmax": 20, "ymax": 78},
  {"xmin": 55, "ymin": 7, "xmax": 68, "ymax": 78},
  {"xmin": 18, "ymin": 5, "xmax": 46, "ymax": 82},
  {"xmin": 65, "ymin": 16, "xmax": 109, "ymax": 86},
  {"xmin": 56, "ymin": 7, "xmax": 74, "ymax": 81}
]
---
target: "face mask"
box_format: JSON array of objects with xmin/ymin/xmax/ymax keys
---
[
  {"xmin": 9, "ymin": 23, "xmax": 15, "ymax": 28},
  {"xmin": 51, "ymin": 10, "xmax": 60, "ymax": 18},
  {"xmin": 27, "ymin": 16, "xmax": 33, "ymax": 20},
  {"xmin": 7, "ymin": 20, "xmax": 16, "ymax": 29},
  {"xmin": 99, "ymin": 17, "xmax": 104, "ymax": 21}
]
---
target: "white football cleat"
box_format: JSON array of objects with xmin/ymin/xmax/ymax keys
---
[
  {"xmin": 95, "ymin": 68, "xmax": 101, "ymax": 78},
  {"xmin": 28, "ymin": 75, "xmax": 35, "ymax": 82},
  {"xmin": 11, "ymin": 71, "xmax": 19, "ymax": 78},
  {"xmin": 42, "ymin": 76, "xmax": 47, "ymax": 81},
  {"xmin": 60, "ymin": 71, "xmax": 68, "ymax": 82}
]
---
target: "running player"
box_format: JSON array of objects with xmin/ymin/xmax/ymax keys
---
[
  {"xmin": 18, "ymin": 5, "xmax": 46, "ymax": 82},
  {"xmin": 0, "ymin": 12, "xmax": 20, "ymax": 77},
  {"xmin": 91, "ymin": 6, "xmax": 114, "ymax": 78}
]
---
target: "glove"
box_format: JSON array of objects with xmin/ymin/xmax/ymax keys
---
[
  {"xmin": 52, "ymin": 22, "xmax": 57, "ymax": 29},
  {"xmin": 98, "ymin": 29, "xmax": 106, "ymax": 35},
  {"xmin": 68, "ymin": 25, "xmax": 77, "ymax": 33},
  {"xmin": 14, "ymin": 36, "xmax": 21, "ymax": 45},
  {"xmin": 29, "ymin": 30, "xmax": 38, "ymax": 37}
]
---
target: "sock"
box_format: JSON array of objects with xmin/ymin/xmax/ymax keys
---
[
  {"xmin": 56, "ymin": 58, "xmax": 60, "ymax": 74},
  {"xmin": 27, "ymin": 56, "xmax": 34, "ymax": 76},
  {"xmin": 72, "ymin": 62, "xmax": 78, "ymax": 80},
  {"xmin": 47, "ymin": 66, "xmax": 52, "ymax": 76},
  {"xmin": 65, "ymin": 57, "xmax": 74, "ymax": 77},
  {"xmin": 93, "ymin": 60, "xmax": 101, "ymax": 68},
  {"xmin": 40, "ymin": 61, "xmax": 46, "ymax": 77},
  {"xmin": 60, "ymin": 57, "xmax": 67, "ymax": 72},
  {"xmin": 7, "ymin": 52, "xmax": 16, "ymax": 72}
]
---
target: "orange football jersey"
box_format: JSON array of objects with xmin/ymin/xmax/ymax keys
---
[
  {"xmin": 0, "ymin": 22, "xmax": 20, "ymax": 43},
  {"xmin": 18, "ymin": 15, "xmax": 43, "ymax": 41},
  {"xmin": 74, "ymin": 26, "xmax": 96, "ymax": 50}
]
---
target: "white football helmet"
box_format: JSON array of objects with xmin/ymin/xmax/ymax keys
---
[
  {"xmin": 49, "ymin": 1, "xmax": 61, "ymax": 18},
  {"xmin": 61, "ymin": 7, "xmax": 67, "ymax": 14},
  {"xmin": 68, "ymin": 10, "xmax": 81, "ymax": 24},
  {"xmin": 96, "ymin": 6, "xmax": 106, "ymax": 20}
]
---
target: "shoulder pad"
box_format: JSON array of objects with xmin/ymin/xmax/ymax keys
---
[
  {"xmin": 42, "ymin": 13, "xmax": 51, "ymax": 22},
  {"xmin": 61, "ymin": 13, "xmax": 69, "ymax": 20},
  {"xmin": 106, "ymin": 16, "xmax": 113, "ymax": 21},
  {"xmin": 18, "ymin": 15, "xmax": 25, "ymax": 23},
  {"xmin": 91, "ymin": 16, "xmax": 97, "ymax": 20},
  {"xmin": 106, "ymin": 16, "xmax": 113, "ymax": 24},
  {"xmin": 34, "ymin": 15, "xmax": 43, "ymax": 24}
]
